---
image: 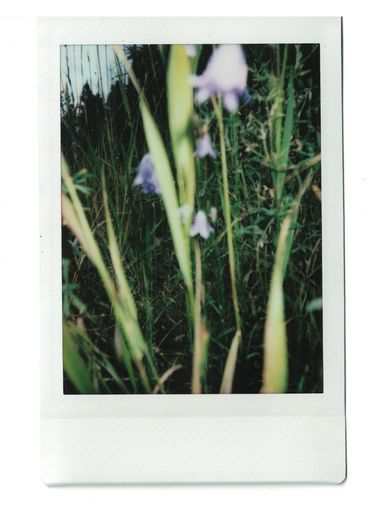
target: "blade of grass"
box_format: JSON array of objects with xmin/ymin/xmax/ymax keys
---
[
  {"xmin": 219, "ymin": 330, "xmax": 241, "ymax": 394},
  {"xmin": 167, "ymin": 45, "xmax": 195, "ymax": 212},
  {"xmin": 212, "ymin": 96, "xmax": 242, "ymax": 334},
  {"xmin": 191, "ymin": 241, "xmax": 210, "ymax": 394},
  {"xmin": 63, "ymin": 321, "xmax": 94, "ymax": 394},
  {"xmin": 62, "ymin": 154, "xmax": 153, "ymax": 392},
  {"xmin": 261, "ymin": 170, "xmax": 314, "ymax": 393},
  {"xmin": 113, "ymin": 45, "xmax": 193, "ymax": 296},
  {"xmin": 102, "ymin": 173, "xmax": 138, "ymax": 320},
  {"xmin": 276, "ymin": 76, "xmax": 295, "ymax": 202},
  {"xmin": 152, "ymin": 364, "xmax": 183, "ymax": 394},
  {"xmin": 140, "ymin": 99, "xmax": 193, "ymax": 293}
]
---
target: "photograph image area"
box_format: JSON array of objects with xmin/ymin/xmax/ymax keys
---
[{"xmin": 61, "ymin": 43, "xmax": 322, "ymax": 395}]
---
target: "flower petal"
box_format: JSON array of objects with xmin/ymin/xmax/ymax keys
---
[{"xmin": 223, "ymin": 91, "xmax": 239, "ymax": 112}]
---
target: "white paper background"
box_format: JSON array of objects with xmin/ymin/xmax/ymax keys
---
[{"xmin": 1, "ymin": 2, "xmax": 366, "ymax": 507}]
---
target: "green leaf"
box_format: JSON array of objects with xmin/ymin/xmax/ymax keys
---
[
  {"xmin": 219, "ymin": 331, "xmax": 241, "ymax": 394},
  {"xmin": 167, "ymin": 45, "xmax": 195, "ymax": 209},
  {"xmin": 63, "ymin": 322, "xmax": 94, "ymax": 394},
  {"xmin": 261, "ymin": 171, "xmax": 313, "ymax": 393},
  {"xmin": 276, "ymin": 76, "xmax": 295, "ymax": 202},
  {"xmin": 140, "ymin": 99, "xmax": 192, "ymax": 291}
]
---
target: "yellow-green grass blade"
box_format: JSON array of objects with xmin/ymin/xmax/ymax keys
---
[
  {"xmin": 113, "ymin": 45, "xmax": 193, "ymax": 294},
  {"xmin": 219, "ymin": 330, "xmax": 241, "ymax": 394},
  {"xmin": 152, "ymin": 364, "xmax": 183, "ymax": 394},
  {"xmin": 261, "ymin": 171, "xmax": 314, "ymax": 393},
  {"xmin": 167, "ymin": 45, "xmax": 195, "ymax": 210},
  {"xmin": 61, "ymin": 193, "xmax": 91, "ymax": 259},
  {"xmin": 63, "ymin": 321, "xmax": 94, "ymax": 394},
  {"xmin": 261, "ymin": 262, "xmax": 287, "ymax": 394},
  {"xmin": 191, "ymin": 242, "xmax": 210, "ymax": 394},
  {"xmin": 140, "ymin": 99, "xmax": 193, "ymax": 292},
  {"xmin": 102, "ymin": 174, "xmax": 137, "ymax": 321},
  {"xmin": 62, "ymin": 154, "xmax": 148, "ymax": 370}
]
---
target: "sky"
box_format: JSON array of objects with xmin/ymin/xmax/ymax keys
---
[{"xmin": 60, "ymin": 45, "xmax": 121, "ymax": 103}]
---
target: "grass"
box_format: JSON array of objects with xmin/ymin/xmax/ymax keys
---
[{"xmin": 61, "ymin": 43, "xmax": 322, "ymax": 394}]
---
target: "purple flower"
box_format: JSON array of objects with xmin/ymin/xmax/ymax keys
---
[
  {"xmin": 133, "ymin": 154, "xmax": 161, "ymax": 195},
  {"xmin": 194, "ymin": 133, "xmax": 216, "ymax": 158},
  {"xmin": 186, "ymin": 45, "xmax": 196, "ymax": 58},
  {"xmin": 189, "ymin": 211, "xmax": 214, "ymax": 240},
  {"xmin": 191, "ymin": 44, "xmax": 248, "ymax": 112}
]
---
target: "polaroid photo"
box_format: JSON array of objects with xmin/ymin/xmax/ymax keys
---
[{"xmin": 39, "ymin": 17, "xmax": 345, "ymax": 484}]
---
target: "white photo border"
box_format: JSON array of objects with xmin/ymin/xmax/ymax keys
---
[{"xmin": 39, "ymin": 17, "xmax": 345, "ymax": 484}]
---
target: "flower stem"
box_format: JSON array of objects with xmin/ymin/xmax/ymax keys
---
[{"xmin": 212, "ymin": 96, "xmax": 242, "ymax": 334}]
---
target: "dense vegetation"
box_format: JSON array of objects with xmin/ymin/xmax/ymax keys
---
[{"xmin": 61, "ymin": 44, "xmax": 322, "ymax": 394}]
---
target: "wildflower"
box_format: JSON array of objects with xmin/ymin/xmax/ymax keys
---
[
  {"xmin": 189, "ymin": 210, "xmax": 214, "ymax": 240},
  {"xmin": 178, "ymin": 204, "xmax": 193, "ymax": 223},
  {"xmin": 209, "ymin": 206, "xmax": 218, "ymax": 223},
  {"xmin": 191, "ymin": 44, "xmax": 248, "ymax": 112},
  {"xmin": 133, "ymin": 154, "xmax": 161, "ymax": 195},
  {"xmin": 194, "ymin": 132, "xmax": 216, "ymax": 158},
  {"xmin": 186, "ymin": 45, "xmax": 196, "ymax": 58}
]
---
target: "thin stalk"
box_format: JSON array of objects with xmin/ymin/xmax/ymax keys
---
[
  {"xmin": 191, "ymin": 241, "xmax": 209, "ymax": 394},
  {"xmin": 212, "ymin": 96, "xmax": 241, "ymax": 334},
  {"xmin": 192, "ymin": 241, "xmax": 203, "ymax": 394}
]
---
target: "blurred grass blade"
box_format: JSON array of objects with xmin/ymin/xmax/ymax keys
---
[
  {"xmin": 276, "ymin": 77, "xmax": 295, "ymax": 201},
  {"xmin": 61, "ymin": 193, "xmax": 91, "ymax": 257},
  {"xmin": 113, "ymin": 45, "xmax": 193, "ymax": 293},
  {"xmin": 191, "ymin": 44, "xmax": 202, "ymax": 74},
  {"xmin": 261, "ymin": 171, "xmax": 314, "ymax": 393},
  {"xmin": 260, "ymin": 259, "xmax": 287, "ymax": 394},
  {"xmin": 167, "ymin": 45, "xmax": 195, "ymax": 209},
  {"xmin": 273, "ymin": 45, "xmax": 288, "ymax": 156},
  {"xmin": 191, "ymin": 242, "xmax": 210, "ymax": 394},
  {"xmin": 219, "ymin": 331, "xmax": 241, "ymax": 394},
  {"xmin": 140, "ymin": 99, "xmax": 192, "ymax": 291},
  {"xmin": 62, "ymin": 154, "xmax": 153, "ymax": 392},
  {"xmin": 113, "ymin": 321, "xmax": 138, "ymax": 392},
  {"xmin": 281, "ymin": 170, "xmax": 314, "ymax": 278},
  {"xmin": 152, "ymin": 364, "xmax": 183, "ymax": 394},
  {"xmin": 281, "ymin": 77, "xmax": 295, "ymax": 168},
  {"xmin": 102, "ymin": 174, "xmax": 137, "ymax": 320},
  {"xmin": 113, "ymin": 53, "xmax": 131, "ymax": 119},
  {"xmin": 63, "ymin": 321, "xmax": 94, "ymax": 394}
]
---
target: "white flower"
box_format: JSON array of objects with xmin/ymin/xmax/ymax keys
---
[
  {"xmin": 191, "ymin": 45, "xmax": 248, "ymax": 112},
  {"xmin": 189, "ymin": 210, "xmax": 214, "ymax": 240}
]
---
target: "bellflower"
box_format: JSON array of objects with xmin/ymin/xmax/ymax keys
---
[
  {"xmin": 133, "ymin": 154, "xmax": 161, "ymax": 195},
  {"xmin": 191, "ymin": 44, "xmax": 248, "ymax": 112},
  {"xmin": 194, "ymin": 132, "xmax": 216, "ymax": 158},
  {"xmin": 189, "ymin": 210, "xmax": 214, "ymax": 240}
]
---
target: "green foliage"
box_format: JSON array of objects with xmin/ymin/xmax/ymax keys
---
[
  {"xmin": 167, "ymin": 45, "xmax": 196, "ymax": 209},
  {"xmin": 63, "ymin": 321, "xmax": 94, "ymax": 394},
  {"xmin": 61, "ymin": 43, "xmax": 322, "ymax": 394}
]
